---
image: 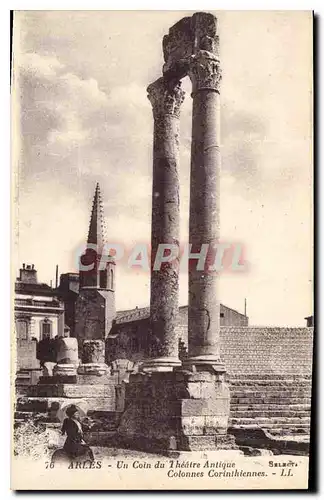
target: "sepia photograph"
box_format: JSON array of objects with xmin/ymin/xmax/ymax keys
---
[{"xmin": 11, "ymin": 9, "xmax": 314, "ymax": 490}]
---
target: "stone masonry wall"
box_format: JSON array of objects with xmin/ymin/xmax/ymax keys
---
[
  {"xmin": 75, "ymin": 289, "xmax": 115, "ymax": 347},
  {"xmin": 222, "ymin": 327, "xmax": 313, "ymax": 376},
  {"xmin": 176, "ymin": 305, "xmax": 248, "ymax": 328},
  {"xmin": 16, "ymin": 340, "xmax": 40, "ymax": 370},
  {"xmin": 176, "ymin": 326, "xmax": 313, "ymax": 376}
]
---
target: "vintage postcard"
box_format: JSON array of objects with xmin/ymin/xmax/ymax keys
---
[{"xmin": 11, "ymin": 10, "xmax": 314, "ymax": 490}]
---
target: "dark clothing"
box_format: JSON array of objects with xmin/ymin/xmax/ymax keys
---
[{"xmin": 61, "ymin": 417, "xmax": 94, "ymax": 460}]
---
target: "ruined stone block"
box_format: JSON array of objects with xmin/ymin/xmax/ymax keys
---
[
  {"xmin": 181, "ymin": 416, "xmax": 205, "ymax": 435},
  {"xmin": 82, "ymin": 340, "xmax": 105, "ymax": 364},
  {"xmin": 118, "ymin": 370, "xmax": 231, "ymax": 452},
  {"xmin": 162, "ymin": 12, "xmax": 219, "ymax": 78},
  {"xmin": 204, "ymin": 415, "xmax": 228, "ymax": 435},
  {"xmin": 56, "ymin": 337, "xmax": 79, "ymax": 365}
]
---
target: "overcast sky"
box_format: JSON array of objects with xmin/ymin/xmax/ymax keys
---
[{"xmin": 13, "ymin": 10, "xmax": 313, "ymax": 326}]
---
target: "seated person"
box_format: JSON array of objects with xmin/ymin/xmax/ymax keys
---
[{"xmin": 61, "ymin": 405, "xmax": 94, "ymax": 461}]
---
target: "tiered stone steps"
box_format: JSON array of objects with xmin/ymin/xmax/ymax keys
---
[
  {"xmin": 15, "ymin": 411, "xmax": 49, "ymax": 422},
  {"xmin": 220, "ymin": 327, "xmax": 313, "ymax": 377},
  {"xmin": 229, "ymin": 375, "xmax": 312, "ymax": 437},
  {"xmin": 14, "ymin": 372, "xmax": 313, "ymax": 448}
]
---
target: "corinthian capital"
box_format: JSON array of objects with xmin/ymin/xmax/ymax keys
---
[
  {"xmin": 188, "ymin": 50, "xmax": 222, "ymax": 94},
  {"xmin": 147, "ymin": 77, "xmax": 185, "ymax": 119}
]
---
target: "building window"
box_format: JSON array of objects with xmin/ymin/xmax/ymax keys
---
[
  {"xmin": 110, "ymin": 269, "xmax": 114, "ymax": 290},
  {"xmin": 99, "ymin": 270, "xmax": 107, "ymax": 289},
  {"xmin": 130, "ymin": 337, "xmax": 139, "ymax": 352},
  {"xmin": 220, "ymin": 313, "xmax": 224, "ymax": 318},
  {"xmin": 17, "ymin": 320, "xmax": 28, "ymax": 340},
  {"xmin": 40, "ymin": 318, "xmax": 52, "ymax": 338}
]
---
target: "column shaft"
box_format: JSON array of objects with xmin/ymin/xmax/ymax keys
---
[
  {"xmin": 145, "ymin": 78, "xmax": 185, "ymax": 371},
  {"xmin": 187, "ymin": 51, "xmax": 224, "ymax": 368}
]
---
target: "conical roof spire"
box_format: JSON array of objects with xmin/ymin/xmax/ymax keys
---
[{"xmin": 87, "ymin": 183, "xmax": 106, "ymax": 247}]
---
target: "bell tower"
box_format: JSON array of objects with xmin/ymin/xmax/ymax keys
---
[{"xmin": 75, "ymin": 183, "xmax": 116, "ymax": 346}]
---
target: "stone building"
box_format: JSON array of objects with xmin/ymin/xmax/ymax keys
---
[
  {"xmin": 15, "ymin": 263, "xmax": 65, "ymax": 341},
  {"xmin": 14, "ymin": 263, "xmax": 65, "ymax": 387},
  {"xmin": 56, "ymin": 272, "xmax": 79, "ymax": 335},
  {"xmin": 106, "ymin": 304, "xmax": 248, "ymax": 363}
]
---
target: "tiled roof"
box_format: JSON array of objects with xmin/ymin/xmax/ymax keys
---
[
  {"xmin": 116, "ymin": 307, "xmax": 150, "ymax": 324},
  {"xmin": 15, "ymin": 281, "xmax": 56, "ymax": 296},
  {"xmin": 115, "ymin": 303, "xmax": 246, "ymax": 324}
]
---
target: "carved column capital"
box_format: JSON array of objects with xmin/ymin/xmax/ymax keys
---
[
  {"xmin": 188, "ymin": 50, "xmax": 222, "ymax": 94},
  {"xmin": 147, "ymin": 77, "xmax": 185, "ymax": 119}
]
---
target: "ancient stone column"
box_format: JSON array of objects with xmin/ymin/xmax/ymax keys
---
[
  {"xmin": 53, "ymin": 337, "xmax": 79, "ymax": 377},
  {"xmin": 117, "ymin": 14, "xmax": 232, "ymax": 453},
  {"xmin": 78, "ymin": 339, "xmax": 108, "ymax": 375},
  {"xmin": 143, "ymin": 77, "xmax": 185, "ymax": 372},
  {"xmin": 186, "ymin": 49, "xmax": 224, "ymax": 370}
]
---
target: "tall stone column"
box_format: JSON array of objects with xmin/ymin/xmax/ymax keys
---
[
  {"xmin": 144, "ymin": 77, "xmax": 185, "ymax": 372},
  {"xmin": 186, "ymin": 50, "xmax": 224, "ymax": 370},
  {"xmin": 117, "ymin": 14, "xmax": 233, "ymax": 453}
]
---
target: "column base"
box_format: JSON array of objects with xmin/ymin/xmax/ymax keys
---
[
  {"xmin": 77, "ymin": 363, "xmax": 109, "ymax": 376},
  {"xmin": 117, "ymin": 369, "xmax": 233, "ymax": 453},
  {"xmin": 53, "ymin": 363, "xmax": 77, "ymax": 377},
  {"xmin": 141, "ymin": 357, "xmax": 181, "ymax": 373},
  {"xmin": 182, "ymin": 355, "xmax": 226, "ymax": 374}
]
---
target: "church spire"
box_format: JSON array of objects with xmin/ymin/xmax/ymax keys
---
[{"xmin": 87, "ymin": 183, "xmax": 106, "ymax": 247}]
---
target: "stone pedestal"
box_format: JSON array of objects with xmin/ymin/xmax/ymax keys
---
[
  {"xmin": 77, "ymin": 363, "xmax": 108, "ymax": 376},
  {"xmin": 118, "ymin": 370, "xmax": 233, "ymax": 452},
  {"xmin": 53, "ymin": 364, "xmax": 78, "ymax": 377},
  {"xmin": 78, "ymin": 339, "xmax": 108, "ymax": 376},
  {"xmin": 27, "ymin": 339, "xmax": 115, "ymax": 425}
]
